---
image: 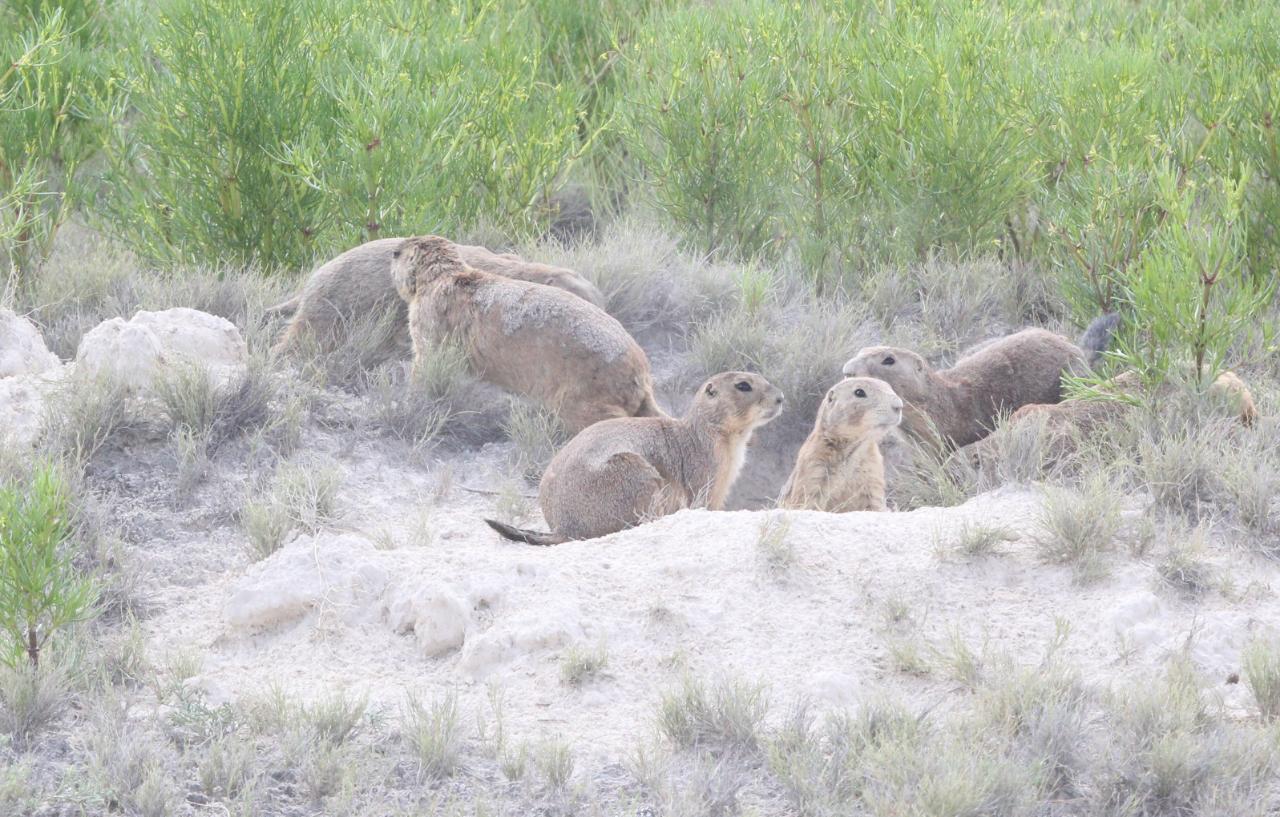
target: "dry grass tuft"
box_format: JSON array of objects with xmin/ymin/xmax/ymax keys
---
[
  {"xmin": 1156, "ymin": 521, "xmax": 1216, "ymax": 598},
  {"xmin": 505, "ymin": 400, "xmax": 570, "ymax": 483},
  {"xmin": 241, "ymin": 457, "xmax": 343, "ymax": 559},
  {"xmin": 402, "ymin": 691, "xmax": 464, "ymax": 781},
  {"xmin": 560, "ymin": 642, "xmax": 609, "ymax": 687},
  {"xmin": 1243, "ymin": 636, "xmax": 1280, "ymax": 722},
  {"xmin": 0, "ymin": 662, "xmax": 71, "ymax": 750},
  {"xmin": 935, "ymin": 521, "xmax": 1017, "ymax": 560},
  {"xmin": 756, "ymin": 513, "xmax": 795, "ymax": 576},
  {"xmin": 1035, "ymin": 474, "xmax": 1123, "ymax": 583},
  {"xmin": 658, "ymin": 675, "xmax": 770, "ymax": 753}
]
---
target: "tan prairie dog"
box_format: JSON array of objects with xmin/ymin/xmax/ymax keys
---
[
  {"xmin": 1001, "ymin": 369, "xmax": 1257, "ymax": 436},
  {"xmin": 778, "ymin": 377, "xmax": 903, "ymax": 512},
  {"xmin": 970, "ymin": 368, "xmax": 1259, "ymax": 473},
  {"xmin": 486, "ymin": 371, "xmax": 785, "ymax": 545},
  {"xmin": 392, "ymin": 235, "xmax": 661, "ymax": 434},
  {"xmin": 269, "ymin": 237, "xmax": 605, "ymax": 357},
  {"xmin": 841, "ymin": 315, "xmax": 1119, "ymax": 450}
]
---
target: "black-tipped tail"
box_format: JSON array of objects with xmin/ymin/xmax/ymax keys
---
[
  {"xmin": 1077, "ymin": 313, "xmax": 1120, "ymax": 366},
  {"xmin": 484, "ymin": 519, "xmax": 566, "ymax": 547}
]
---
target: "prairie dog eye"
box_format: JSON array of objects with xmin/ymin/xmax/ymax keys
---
[
  {"xmin": 882, "ymin": 356, "xmax": 896, "ymax": 366},
  {"xmin": 392, "ymin": 249, "xmax": 402, "ymax": 259},
  {"xmin": 734, "ymin": 381, "xmax": 752, "ymax": 392},
  {"xmin": 854, "ymin": 388, "xmax": 867, "ymax": 398}
]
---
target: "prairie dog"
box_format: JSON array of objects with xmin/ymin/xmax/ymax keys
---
[
  {"xmin": 841, "ymin": 316, "xmax": 1118, "ymax": 449},
  {"xmin": 486, "ymin": 371, "xmax": 785, "ymax": 545},
  {"xmin": 392, "ymin": 236, "xmax": 662, "ymax": 434},
  {"xmin": 778, "ymin": 377, "xmax": 903, "ymax": 512}
]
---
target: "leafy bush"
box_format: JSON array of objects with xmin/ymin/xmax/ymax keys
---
[
  {"xmin": 100, "ymin": 0, "xmax": 580, "ymax": 269},
  {"xmin": 0, "ymin": 3, "xmax": 119, "ymax": 285},
  {"xmin": 0, "ymin": 463, "xmax": 97, "ymax": 667}
]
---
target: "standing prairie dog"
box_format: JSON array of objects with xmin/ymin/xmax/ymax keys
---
[
  {"xmin": 486, "ymin": 372, "xmax": 785, "ymax": 545},
  {"xmin": 778, "ymin": 377, "xmax": 903, "ymax": 512},
  {"xmin": 269, "ymin": 237, "xmax": 605, "ymax": 358},
  {"xmin": 393, "ymin": 236, "xmax": 661, "ymax": 434},
  {"xmin": 841, "ymin": 315, "xmax": 1118, "ymax": 450}
]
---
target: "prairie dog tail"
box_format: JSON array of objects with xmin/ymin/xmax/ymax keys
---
[
  {"xmin": 1077, "ymin": 313, "xmax": 1120, "ymax": 367},
  {"xmin": 264, "ymin": 294, "xmax": 302, "ymax": 318},
  {"xmin": 484, "ymin": 519, "xmax": 567, "ymax": 546}
]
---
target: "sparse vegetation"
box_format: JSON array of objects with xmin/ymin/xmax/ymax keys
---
[
  {"xmin": 0, "ymin": 660, "xmax": 70, "ymax": 750},
  {"xmin": 658, "ymin": 675, "xmax": 769, "ymax": 753},
  {"xmin": 535, "ymin": 736, "xmax": 575, "ymax": 791},
  {"xmin": 560, "ymin": 642, "xmax": 609, "ymax": 687},
  {"xmin": 402, "ymin": 691, "xmax": 463, "ymax": 781},
  {"xmin": 756, "ymin": 514, "xmax": 795, "ymax": 576},
  {"xmin": 241, "ymin": 457, "xmax": 342, "ymax": 558},
  {"xmin": 1243, "ymin": 636, "xmax": 1280, "ymax": 722},
  {"xmin": 506, "ymin": 401, "xmax": 570, "ymax": 483},
  {"xmin": 1156, "ymin": 522, "xmax": 1216, "ymax": 598},
  {"xmin": 936, "ymin": 521, "xmax": 1017, "ymax": 560},
  {"xmin": 1035, "ymin": 475, "xmax": 1123, "ymax": 583}
]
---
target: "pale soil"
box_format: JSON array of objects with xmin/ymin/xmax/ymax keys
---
[{"xmin": 140, "ymin": 437, "xmax": 1278, "ymax": 773}]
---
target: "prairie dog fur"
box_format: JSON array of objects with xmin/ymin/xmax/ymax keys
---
[
  {"xmin": 392, "ymin": 236, "xmax": 661, "ymax": 434},
  {"xmin": 841, "ymin": 316, "xmax": 1118, "ymax": 449},
  {"xmin": 270, "ymin": 237, "xmax": 605, "ymax": 358},
  {"xmin": 778, "ymin": 377, "xmax": 903, "ymax": 512},
  {"xmin": 486, "ymin": 371, "xmax": 785, "ymax": 545}
]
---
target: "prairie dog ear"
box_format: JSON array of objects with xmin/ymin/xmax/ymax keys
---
[{"xmin": 705, "ymin": 382, "xmax": 717, "ymax": 397}]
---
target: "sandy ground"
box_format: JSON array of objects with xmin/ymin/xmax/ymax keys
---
[{"xmin": 140, "ymin": 444, "xmax": 1280, "ymax": 774}]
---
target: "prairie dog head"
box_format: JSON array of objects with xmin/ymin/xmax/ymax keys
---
[
  {"xmin": 841, "ymin": 345, "xmax": 931, "ymax": 403},
  {"xmin": 693, "ymin": 371, "xmax": 785, "ymax": 434},
  {"xmin": 817, "ymin": 377, "xmax": 902, "ymax": 443},
  {"xmin": 391, "ymin": 236, "xmax": 465, "ymax": 302}
]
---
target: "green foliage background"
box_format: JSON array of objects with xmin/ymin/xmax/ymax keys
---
[{"xmin": 2, "ymin": 0, "xmax": 1277, "ymax": 377}]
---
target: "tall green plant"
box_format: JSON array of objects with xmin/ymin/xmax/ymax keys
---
[
  {"xmin": 1113, "ymin": 165, "xmax": 1273, "ymax": 387},
  {"xmin": 0, "ymin": 4, "xmax": 117, "ymax": 287},
  {"xmin": 101, "ymin": 0, "xmax": 581, "ymax": 270},
  {"xmin": 0, "ymin": 464, "xmax": 97, "ymax": 669},
  {"xmin": 623, "ymin": 1, "xmax": 785, "ymax": 257}
]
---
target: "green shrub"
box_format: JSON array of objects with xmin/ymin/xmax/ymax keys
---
[
  {"xmin": 0, "ymin": 4, "xmax": 119, "ymax": 285},
  {"xmin": 622, "ymin": 1, "xmax": 785, "ymax": 257},
  {"xmin": 0, "ymin": 463, "xmax": 97, "ymax": 667},
  {"xmin": 100, "ymin": 0, "xmax": 580, "ymax": 269}
]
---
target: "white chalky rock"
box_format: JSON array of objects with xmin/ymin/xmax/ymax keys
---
[
  {"xmin": 459, "ymin": 601, "xmax": 588, "ymax": 678},
  {"xmin": 75, "ymin": 308, "xmax": 247, "ymax": 391},
  {"xmin": 224, "ymin": 534, "xmax": 385, "ymax": 633},
  {"xmin": 1110, "ymin": 590, "xmax": 1165, "ymax": 653},
  {"xmin": 75, "ymin": 317, "xmax": 166, "ymax": 390},
  {"xmin": 385, "ymin": 582, "xmax": 471, "ymax": 657},
  {"xmin": 131, "ymin": 308, "xmax": 248, "ymax": 380},
  {"xmin": 0, "ymin": 309, "xmax": 60, "ymax": 378},
  {"xmin": 0, "ymin": 374, "xmax": 49, "ymax": 448}
]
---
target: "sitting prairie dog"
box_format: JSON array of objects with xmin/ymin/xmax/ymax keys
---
[
  {"xmin": 778, "ymin": 377, "xmax": 903, "ymax": 512},
  {"xmin": 392, "ymin": 235, "xmax": 662, "ymax": 434},
  {"xmin": 486, "ymin": 371, "xmax": 785, "ymax": 545},
  {"xmin": 269, "ymin": 237, "xmax": 605, "ymax": 358},
  {"xmin": 841, "ymin": 315, "xmax": 1119, "ymax": 450}
]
